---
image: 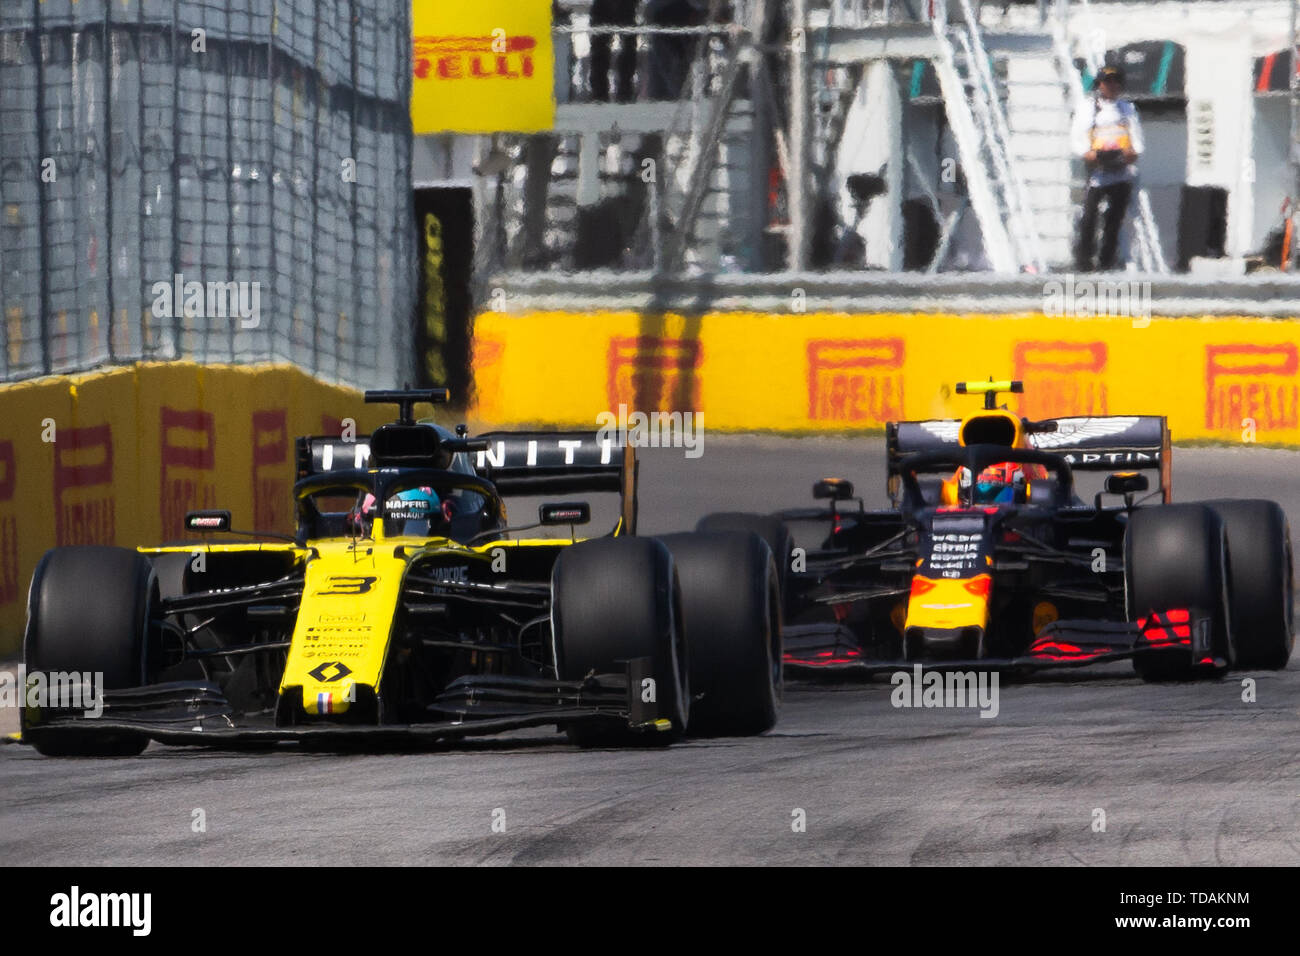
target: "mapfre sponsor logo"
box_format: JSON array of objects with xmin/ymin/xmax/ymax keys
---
[
  {"xmin": 1205, "ymin": 344, "xmax": 1298, "ymax": 430},
  {"xmin": 606, "ymin": 336, "xmax": 702, "ymax": 413},
  {"xmin": 414, "ymin": 35, "xmax": 537, "ymax": 81},
  {"xmin": 1013, "ymin": 341, "xmax": 1108, "ymax": 418},
  {"xmin": 806, "ymin": 338, "xmax": 904, "ymax": 423}
]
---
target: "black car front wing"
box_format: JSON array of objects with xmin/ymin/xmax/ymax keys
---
[
  {"xmin": 15, "ymin": 658, "xmax": 665, "ymax": 750},
  {"xmin": 783, "ymin": 610, "xmax": 1219, "ymax": 677}
]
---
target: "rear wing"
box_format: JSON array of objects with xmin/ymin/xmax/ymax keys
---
[
  {"xmin": 887, "ymin": 416, "xmax": 1172, "ymax": 501},
  {"xmin": 295, "ymin": 390, "xmax": 457, "ymax": 478},
  {"xmin": 296, "ymin": 436, "xmax": 372, "ymax": 478},
  {"xmin": 474, "ymin": 431, "xmax": 638, "ymax": 534}
]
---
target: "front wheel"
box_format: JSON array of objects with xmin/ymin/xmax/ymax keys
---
[
  {"xmin": 552, "ymin": 537, "xmax": 688, "ymax": 747},
  {"xmin": 1125, "ymin": 505, "xmax": 1232, "ymax": 681},
  {"xmin": 23, "ymin": 546, "xmax": 155, "ymax": 756}
]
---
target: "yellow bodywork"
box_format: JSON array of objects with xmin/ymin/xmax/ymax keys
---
[
  {"xmin": 143, "ymin": 518, "xmax": 600, "ymax": 720},
  {"xmin": 903, "ymin": 574, "xmax": 991, "ymax": 632},
  {"xmin": 284, "ymin": 540, "xmax": 408, "ymax": 715}
]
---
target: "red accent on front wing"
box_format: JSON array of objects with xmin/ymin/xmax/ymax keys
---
[
  {"xmin": 1136, "ymin": 608, "xmax": 1192, "ymax": 646},
  {"xmin": 783, "ymin": 648, "xmax": 863, "ymax": 666},
  {"xmin": 1026, "ymin": 638, "xmax": 1122, "ymax": 661}
]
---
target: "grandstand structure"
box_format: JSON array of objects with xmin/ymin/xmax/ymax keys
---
[
  {"xmin": 421, "ymin": 0, "xmax": 1300, "ymax": 294},
  {"xmin": 5, "ymin": 2, "xmax": 1299, "ymax": 382}
]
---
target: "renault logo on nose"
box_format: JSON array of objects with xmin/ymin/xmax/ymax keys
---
[{"xmin": 308, "ymin": 661, "xmax": 353, "ymax": 683}]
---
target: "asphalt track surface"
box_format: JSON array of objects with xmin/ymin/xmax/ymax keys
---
[{"xmin": 2, "ymin": 438, "xmax": 1298, "ymax": 865}]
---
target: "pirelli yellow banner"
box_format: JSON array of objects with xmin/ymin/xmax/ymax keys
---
[
  {"xmin": 0, "ymin": 363, "xmax": 392, "ymax": 654},
  {"xmin": 411, "ymin": 0, "xmax": 554, "ymax": 134},
  {"xmin": 470, "ymin": 310, "xmax": 1300, "ymax": 444}
]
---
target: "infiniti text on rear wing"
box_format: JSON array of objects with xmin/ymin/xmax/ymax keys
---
[
  {"xmin": 475, "ymin": 431, "xmax": 638, "ymax": 533},
  {"xmin": 296, "ymin": 437, "xmax": 372, "ymax": 478}
]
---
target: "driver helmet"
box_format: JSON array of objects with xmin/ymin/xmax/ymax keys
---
[
  {"xmin": 971, "ymin": 462, "xmax": 1028, "ymax": 504},
  {"xmin": 385, "ymin": 486, "xmax": 441, "ymax": 536},
  {"xmin": 349, "ymin": 486, "xmax": 445, "ymax": 537}
]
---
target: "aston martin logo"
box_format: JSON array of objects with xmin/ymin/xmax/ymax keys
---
[
  {"xmin": 307, "ymin": 661, "xmax": 352, "ymax": 683},
  {"xmin": 919, "ymin": 420, "xmax": 960, "ymax": 442},
  {"xmin": 1029, "ymin": 417, "xmax": 1138, "ymax": 449}
]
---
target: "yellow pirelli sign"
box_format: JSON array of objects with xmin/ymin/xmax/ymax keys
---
[
  {"xmin": 0, "ymin": 363, "xmax": 393, "ymax": 655},
  {"xmin": 469, "ymin": 310, "xmax": 1300, "ymax": 444},
  {"xmin": 411, "ymin": 0, "xmax": 555, "ymax": 134}
]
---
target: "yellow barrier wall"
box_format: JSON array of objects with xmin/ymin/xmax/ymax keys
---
[
  {"xmin": 0, "ymin": 363, "xmax": 392, "ymax": 654},
  {"xmin": 471, "ymin": 311, "xmax": 1300, "ymax": 441}
]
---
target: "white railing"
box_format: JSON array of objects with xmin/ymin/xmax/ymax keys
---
[
  {"xmin": 955, "ymin": 0, "xmax": 1047, "ymax": 271},
  {"xmin": 929, "ymin": 9, "xmax": 1020, "ymax": 269}
]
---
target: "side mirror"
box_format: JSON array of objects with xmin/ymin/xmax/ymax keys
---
[
  {"xmin": 185, "ymin": 510, "xmax": 231, "ymax": 533},
  {"xmin": 813, "ymin": 478, "xmax": 855, "ymax": 501},
  {"xmin": 539, "ymin": 502, "xmax": 591, "ymax": 526},
  {"xmin": 1104, "ymin": 472, "xmax": 1149, "ymax": 496}
]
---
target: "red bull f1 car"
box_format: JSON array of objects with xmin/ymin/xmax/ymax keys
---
[
  {"xmin": 695, "ymin": 380, "xmax": 1294, "ymax": 680},
  {"xmin": 20, "ymin": 389, "xmax": 782, "ymax": 755}
]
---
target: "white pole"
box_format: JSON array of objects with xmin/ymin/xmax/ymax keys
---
[
  {"xmin": 790, "ymin": 0, "xmax": 810, "ymax": 271},
  {"xmin": 1291, "ymin": 0, "xmax": 1300, "ymax": 260}
]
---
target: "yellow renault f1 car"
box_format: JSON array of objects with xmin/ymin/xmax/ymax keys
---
[
  {"xmin": 20, "ymin": 390, "xmax": 781, "ymax": 755},
  {"xmin": 696, "ymin": 380, "xmax": 1294, "ymax": 681}
]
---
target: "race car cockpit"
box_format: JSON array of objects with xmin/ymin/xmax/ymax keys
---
[{"xmin": 345, "ymin": 479, "xmax": 489, "ymax": 541}]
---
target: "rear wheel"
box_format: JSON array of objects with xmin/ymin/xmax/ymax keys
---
[
  {"xmin": 552, "ymin": 537, "xmax": 688, "ymax": 747},
  {"xmin": 1204, "ymin": 499, "xmax": 1294, "ymax": 669},
  {"xmin": 1125, "ymin": 505, "xmax": 1232, "ymax": 681},
  {"xmin": 24, "ymin": 546, "xmax": 155, "ymax": 756},
  {"xmin": 696, "ymin": 512, "xmax": 794, "ymax": 602},
  {"xmin": 659, "ymin": 531, "xmax": 782, "ymax": 736}
]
